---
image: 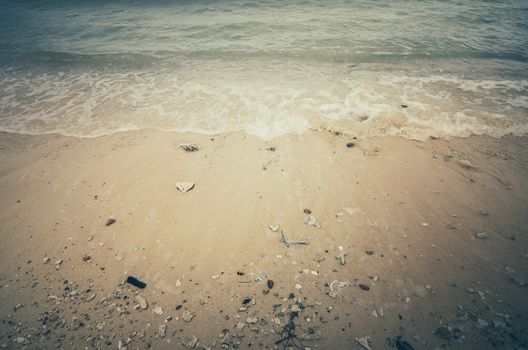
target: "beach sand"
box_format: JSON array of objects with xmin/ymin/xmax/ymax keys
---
[{"xmin": 0, "ymin": 129, "xmax": 527, "ymax": 349}]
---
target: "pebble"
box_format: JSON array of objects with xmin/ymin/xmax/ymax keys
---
[
  {"xmin": 475, "ymin": 232, "xmax": 489, "ymax": 239},
  {"xmin": 153, "ymin": 306, "xmax": 163, "ymax": 315},
  {"xmin": 179, "ymin": 143, "xmax": 199, "ymax": 152},
  {"xmin": 43, "ymin": 257, "xmax": 50, "ymax": 264},
  {"xmin": 182, "ymin": 336, "xmax": 198, "ymax": 349},
  {"xmin": 295, "ymin": 283, "xmax": 303, "ymax": 290},
  {"xmin": 176, "ymin": 182, "xmax": 195, "ymax": 193},
  {"xmin": 434, "ymin": 326, "xmax": 452, "ymax": 340},
  {"xmin": 268, "ymin": 225, "xmax": 279, "ymax": 232},
  {"xmin": 105, "ymin": 217, "xmax": 116, "ymax": 226},
  {"xmin": 136, "ymin": 295, "xmax": 148, "ymax": 310},
  {"xmin": 246, "ymin": 317, "xmax": 258, "ymax": 324},
  {"xmin": 476, "ymin": 318, "xmax": 489, "ymax": 329},
  {"xmin": 158, "ymin": 324, "xmax": 167, "ymax": 338},
  {"xmin": 355, "ymin": 336, "xmax": 372, "ymax": 350},
  {"xmin": 182, "ymin": 310, "xmax": 194, "ymax": 322},
  {"xmin": 306, "ymin": 215, "xmax": 320, "ymax": 228},
  {"xmin": 358, "ymin": 284, "xmax": 370, "ymax": 291},
  {"xmin": 267, "ymin": 279, "xmax": 274, "ymax": 289}
]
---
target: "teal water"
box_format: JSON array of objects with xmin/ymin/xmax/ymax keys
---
[{"xmin": 0, "ymin": 0, "xmax": 527, "ymax": 139}]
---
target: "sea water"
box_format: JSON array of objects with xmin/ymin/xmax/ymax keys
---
[{"xmin": 0, "ymin": 0, "xmax": 527, "ymax": 140}]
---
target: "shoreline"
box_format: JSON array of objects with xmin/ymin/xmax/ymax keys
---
[{"xmin": 0, "ymin": 129, "xmax": 527, "ymax": 349}]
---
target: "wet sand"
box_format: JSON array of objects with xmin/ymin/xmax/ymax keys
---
[{"xmin": 0, "ymin": 129, "xmax": 527, "ymax": 349}]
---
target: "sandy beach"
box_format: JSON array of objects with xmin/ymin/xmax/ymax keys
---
[{"xmin": 0, "ymin": 129, "xmax": 527, "ymax": 349}]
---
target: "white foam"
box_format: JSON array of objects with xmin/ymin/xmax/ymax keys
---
[{"xmin": 0, "ymin": 65, "xmax": 527, "ymax": 140}]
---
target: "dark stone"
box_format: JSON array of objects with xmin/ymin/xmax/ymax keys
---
[
  {"xmin": 267, "ymin": 280, "xmax": 274, "ymax": 289},
  {"xmin": 242, "ymin": 297, "xmax": 252, "ymax": 305},
  {"xmin": 105, "ymin": 218, "xmax": 116, "ymax": 226},
  {"xmin": 401, "ymin": 104, "xmax": 408, "ymax": 108},
  {"xmin": 395, "ymin": 336, "xmax": 414, "ymax": 350},
  {"xmin": 303, "ymin": 209, "xmax": 312, "ymax": 214},
  {"xmin": 126, "ymin": 276, "xmax": 146, "ymax": 289},
  {"xmin": 237, "ymin": 271, "xmax": 245, "ymax": 276},
  {"xmin": 434, "ymin": 326, "xmax": 452, "ymax": 340},
  {"xmin": 175, "ymin": 305, "xmax": 183, "ymax": 311},
  {"xmin": 346, "ymin": 142, "xmax": 355, "ymax": 148},
  {"xmin": 358, "ymin": 284, "xmax": 370, "ymax": 291},
  {"xmin": 365, "ymin": 249, "xmax": 374, "ymax": 256}
]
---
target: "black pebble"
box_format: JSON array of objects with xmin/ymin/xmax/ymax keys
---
[
  {"xmin": 126, "ymin": 276, "xmax": 146, "ymax": 289},
  {"xmin": 395, "ymin": 336, "xmax": 414, "ymax": 350},
  {"xmin": 242, "ymin": 297, "xmax": 252, "ymax": 305},
  {"xmin": 346, "ymin": 142, "xmax": 355, "ymax": 148},
  {"xmin": 401, "ymin": 104, "xmax": 408, "ymax": 108},
  {"xmin": 267, "ymin": 280, "xmax": 274, "ymax": 289},
  {"xmin": 303, "ymin": 209, "xmax": 312, "ymax": 214},
  {"xmin": 105, "ymin": 218, "xmax": 116, "ymax": 226},
  {"xmin": 358, "ymin": 284, "xmax": 370, "ymax": 291}
]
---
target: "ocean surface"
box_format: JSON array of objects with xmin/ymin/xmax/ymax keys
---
[{"xmin": 0, "ymin": 0, "xmax": 527, "ymax": 140}]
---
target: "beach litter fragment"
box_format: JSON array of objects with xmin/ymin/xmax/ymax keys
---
[
  {"xmin": 326, "ymin": 280, "xmax": 350, "ymax": 298},
  {"xmin": 280, "ymin": 231, "xmax": 310, "ymax": 246},
  {"xmin": 176, "ymin": 182, "xmax": 195, "ymax": 193},
  {"xmin": 126, "ymin": 276, "xmax": 147, "ymax": 289},
  {"xmin": 179, "ymin": 143, "xmax": 199, "ymax": 152}
]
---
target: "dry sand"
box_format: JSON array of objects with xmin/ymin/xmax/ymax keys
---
[{"xmin": 0, "ymin": 129, "xmax": 527, "ymax": 349}]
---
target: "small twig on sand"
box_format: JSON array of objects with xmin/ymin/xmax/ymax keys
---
[{"xmin": 281, "ymin": 231, "xmax": 310, "ymax": 246}]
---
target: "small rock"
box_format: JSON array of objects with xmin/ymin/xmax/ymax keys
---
[
  {"xmin": 268, "ymin": 225, "xmax": 279, "ymax": 232},
  {"xmin": 82, "ymin": 255, "xmax": 91, "ymax": 262},
  {"xmin": 355, "ymin": 336, "xmax": 372, "ymax": 350},
  {"xmin": 158, "ymin": 324, "xmax": 167, "ymax": 338},
  {"xmin": 246, "ymin": 317, "xmax": 258, "ymax": 324},
  {"xmin": 358, "ymin": 284, "xmax": 370, "ymax": 291},
  {"xmin": 303, "ymin": 208, "xmax": 312, "ymax": 214},
  {"xmin": 182, "ymin": 336, "xmax": 198, "ymax": 349},
  {"xmin": 395, "ymin": 336, "xmax": 414, "ymax": 350},
  {"xmin": 457, "ymin": 159, "xmax": 476, "ymax": 171},
  {"xmin": 179, "ymin": 143, "xmax": 199, "ymax": 152},
  {"xmin": 336, "ymin": 246, "xmax": 346, "ymax": 265},
  {"xmin": 136, "ymin": 295, "xmax": 148, "ymax": 310},
  {"xmin": 182, "ymin": 310, "xmax": 194, "ymax": 322},
  {"xmin": 365, "ymin": 249, "xmax": 374, "ymax": 256},
  {"xmin": 295, "ymin": 283, "xmax": 303, "ymax": 289},
  {"xmin": 475, "ymin": 232, "xmax": 488, "ymax": 239},
  {"xmin": 153, "ymin": 306, "xmax": 163, "ymax": 315},
  {"xmin": 267, "ymin": 280, "xmax": 274, "ymax": 289},
  {"xmin": 87, "ymin": 234, "xmax": 94, "ymax": 241},
  {"xmin": 434, "ymin": 326, "xmax": 452, "ymax": 340},
  {"xmin": 105, "ymin": 217, "xmax": 116, "ymax": 226},
  {"xmin": 306, "ymin": 215, "xmax": 320, "ymax": 228},
  {"xmin": 236, "ymin": 322, "xmax": 246, "ymax": 330},
  {"xmin": 176, "ymin": 182, "xmax": 195, "ymax": 193},
  {"xmin": 476, "ymin": 318, "xmax": 489, "ymax": 329},
  {"xmin": 401, "ymin": 103, "xmax": 408, "ymax": 108},
  {"xmin": 346, "ymin": 142, "xmax": 355, "ymax": 148},
  {"xmin": 43, "ymin": 257, "xmax": 51, "ymax": 264}
]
